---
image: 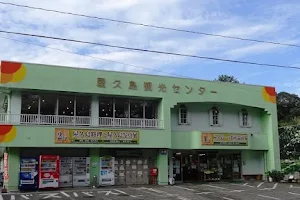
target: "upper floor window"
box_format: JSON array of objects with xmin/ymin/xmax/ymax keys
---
[
  {"xmin": 239, "ymin": 109, "xmax": 252, "ymax": 127},
  {"xmin": 209, "ymin": 107, "xmax": 223, "ymax": 126},
  {"xmin": 1, "ymin": 95, "xmax": 8, "ymax": 113},
  {"xmin": 21, "ymin": 93, "xmax": 39, "ymax": 114},
  {"xmin": 21, "ymin": 92, "xmax": 91, "ymax": 116},
  {"xmin": 98, "ymin": 98, "xmax": 158, "ymax": 119},
  {"xmin": 179, "ymin": 104, "xmax": 188, "ymax": 125}
]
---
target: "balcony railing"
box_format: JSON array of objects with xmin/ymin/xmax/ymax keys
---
[{"xmin": 0, "ymin": 114, "xmax": 163, "ymax": 129}]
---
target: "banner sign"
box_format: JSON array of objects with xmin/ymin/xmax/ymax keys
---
[
  {"xmin": 202, "ymin": 133, "xmax": 248, "ymax": 146},
  {"xmin": 55, "ymin": 129, "xmax": 139, "ymax": 144},
  {"xmin": 3, "ymin": 152, "xmax": 9, "ymax": 184}
]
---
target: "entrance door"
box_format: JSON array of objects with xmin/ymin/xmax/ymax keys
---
[
  {"xmin": 219, "ymin": 154, "xmax": 233, "ymax": 180},
  {"xmin": 232, "ymin": 153, "xmax": 241, "ymax": 179},
  {"xmin": 173, "ymin": 153, "xmax": 182, "ymax": 182},
  {"xmin": 182, "ymin": 154, "xmax": 198, "ymax": 182}
]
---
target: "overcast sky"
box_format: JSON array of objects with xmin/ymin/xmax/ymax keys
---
[{"xmin": 1, "ymin": 0, "xmax": 300, "ymax": 95}]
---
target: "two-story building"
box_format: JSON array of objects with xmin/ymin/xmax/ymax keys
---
[{"xmin": 0, "ymin": 61, "xmax": 280, "ymax": 190}]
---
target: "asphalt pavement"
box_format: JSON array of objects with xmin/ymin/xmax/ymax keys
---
[{"xmin": 1, "ymin": 181, "xmax": 300, "ymax": 200}]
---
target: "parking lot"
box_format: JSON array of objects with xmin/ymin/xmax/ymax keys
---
[{"xmin": 1, "ymin": 182, "xmax": 300, "ymax": 200}]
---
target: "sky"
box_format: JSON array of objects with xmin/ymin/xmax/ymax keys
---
[{"xmin": 1, "ymin": 0, "xmax": 300, "ymax": 95}]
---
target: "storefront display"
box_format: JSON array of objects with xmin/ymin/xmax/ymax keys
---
[
  {"xmin": 73, "ymin": 157, "xmax": 90, "ymax": 187},
  {"xmin": 19, "ymin": 158, "xmax": 38, "ymax": 190},
  {"xmin": 38, "ymin": 155, "xmax": 60, "ymax": 189},
  {"xmin": 171, "ymin": 151, "xmax": 241, "ymax": 182},
  {"xmin": 59, "ymin": 157, "xmax": 73, "ymax": 187},
  {"xmin": 99, "ymin": 157, "xmax": 115, "ymax": 186}
]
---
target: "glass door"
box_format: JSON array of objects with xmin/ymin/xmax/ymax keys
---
[
  {"xmin": 232, "ymin": 153, "xmax": 241, "ymax": 179},
  {"xmin": 219, "ymin": 154, "xmax": 233, "ymax": 180},
  {"xmin": 173, "ymin": 153, "xmax": 182, "ymax": 182}
]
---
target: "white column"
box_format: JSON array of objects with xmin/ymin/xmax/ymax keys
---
[
  {"xmin": 91, "ymin": 95, "xmax": 99, "ymax": 126},
  {"xmin": 10, "ymin": 91, "xmax": 21, "ymax": 123}
]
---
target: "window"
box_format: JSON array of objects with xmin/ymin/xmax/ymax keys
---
[
  {"xmin": 2, "ymin": 95, "xmax": 8, "ymax": 113},
  {"xmin": 40, "ymin": 93, "xmax": 57, "ymax": 115},
  {"xmin": 209, "ymin": 107, "xmax": 222, "ymax": 126},
  {"xmin": 130, "ymin": 100, "xmax": 143, "ymax": 119},
  {"xmin": 76, "ymin": 95, "xmax": 91, "ymax": 116},
  {"xmin": 145, "ymin": 100, "xmax": 158, "ymax": 119},
  {"xmin": 115, "ymin": 98, "xmax": 129, "ymax": 118},
  {"xmin": 99, "ymin": 97, "xmax": 158, "ymax": 119},
  {"xmin": 99, "ymin": 98, "xmax": 113, "ymax": 117},
  {"xmin": 178, "ymin": 104, "xmax": 188, "ymax": 124},
  {"xmin": 58, "ymin": 95, "xmax": 75, "ymax": 116},
  {"xmin": 21, "ymin": 93, "xmax": 39, "ymax": 114},
  {"xmin": 239, "ymin": 109, "xmax": 251, "ymax": 127}
]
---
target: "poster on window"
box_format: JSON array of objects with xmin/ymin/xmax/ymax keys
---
[
  {"xmin": 201, "ymin": 133, "xmax": 248, "ymax": 146},
  {"xmin": 55, "ymin": 129, "xmax": 139, "ymax": 144}
]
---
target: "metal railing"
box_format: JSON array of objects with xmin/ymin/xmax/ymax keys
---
[{"xmin": 0, "ymin": 113, "xmax": 163, "ymax": 129}]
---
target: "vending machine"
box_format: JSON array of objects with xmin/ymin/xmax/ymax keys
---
[
  {"xmin": 19, "ymin": 157, "xmax": 38, "ymax": 190},
  {"xmin": 73, "ymin": 157, "xmax": 90, "ymax": 187},
  {"xmin": 38, "ymin": 155, "xmax": 60, "ymax": 189},
  {"xmin": 59, "ymin": 157, "xmax": 73, "ymax": 187},
  {"xmin": 99, "ymin": 157, "xmax": 115, "ymax": 186}
]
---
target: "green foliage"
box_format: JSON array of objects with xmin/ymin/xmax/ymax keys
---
[
  {"xmin": 281, "ymin": 160, "xmax": 300, "ymax": 174},
  {"xmin": 266, "ymin": 170, "xmax": 284, "ymax": 182},
  {"xmin": 277, "ymin": 92, "xmax": 300, "ymax": 123},
  {"xmin": 214, "ymin": 75, "xmax": 240, "ymax": 83},
  {"xmin": 279, "ymin": 127, "xmax": 300, "ymax": 160}
]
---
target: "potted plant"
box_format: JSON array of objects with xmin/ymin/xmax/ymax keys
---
[
  {"xmin": 266, "ymin": 170, "xmax": 284, "ymax": 182},
  {"xmin": 266, "ymin": 171, "xmax": 272, "ymax": 182}
]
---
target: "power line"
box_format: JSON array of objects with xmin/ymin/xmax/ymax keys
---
[
  {"xmin": 0, "ymin": 36, "xmax": 186, "ymax": 78},
  {"xmin": 1, "ymin": 36, "xmax": 274, "ymax": 94},
  {"xmin": 1, "ymin": 30, "xmax": 300, "ymax": 70},
  {"xmin": 0, "ymin": 1, "xmax": 299, "ymax": 48}
]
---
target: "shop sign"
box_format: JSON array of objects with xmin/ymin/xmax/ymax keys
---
[
  {"xmin": 97, "ymin": 78, "xmax": 218, "ymax": 95},
  {"xmin": 202, "ymin": 133, "xmax": 248, "ymax": 146},
  {"xmin": 55, "ymin": 129, "xmax": 139, "ymax": 144},
  {"xmin": 3, "ymin": 152, "xmax": 9, "ymax": 183}
]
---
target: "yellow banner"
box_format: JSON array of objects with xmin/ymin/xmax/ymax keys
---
[
  {"xmin": 202, "ymin": 133, "xmax": 248, "ymax": 146},
  {"xmin": 55, "ymin": 129, "xmax": 139, "ymax": 144}
]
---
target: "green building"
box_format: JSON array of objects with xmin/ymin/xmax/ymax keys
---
[{"xmin": 0, "ymin": 61, "xmax": 280, "ymax": 190}]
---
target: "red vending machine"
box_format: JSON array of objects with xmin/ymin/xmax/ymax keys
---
[{"xmin": 38, "ymin": 155, "xmax": 60, "ymax": 189}]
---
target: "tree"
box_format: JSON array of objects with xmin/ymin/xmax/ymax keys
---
[
  {"xmin": 277, "ymin": 92, "xmax": 300, "ymax": 124},
  {"xmin": 277, "ymin": 92, "xmax": 300, "ymax": 160},
  {"xmin": 214, "ymin": 75, "xmax": 240, "ymax": 83},
  {"xmin": 279, "ymin": 126, "xmax": 300, "ymax": 160}
]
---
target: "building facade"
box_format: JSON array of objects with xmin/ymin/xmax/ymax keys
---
[{"xmin": 0, "ymin": 61, "xmax": 280, "ymax": 190}]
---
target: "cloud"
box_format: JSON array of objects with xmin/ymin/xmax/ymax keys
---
[
  {"xmin": 0, "ymin": 0, "xmax": 299, "ymax": 84},
  {"xmin": 283, "ymin": 79, "xmax": 300, "ymax": 96},
  {"xmin": 223, "ymin": 43, "xmax": 280, "ymax": 59}
]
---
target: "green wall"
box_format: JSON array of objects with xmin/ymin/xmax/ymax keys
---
[
  {"xmin": 171, "ymin": 131, "xmax": 269, "ymax": 150},
  {"xmin": 2, "ymin": 126, "xmax": 170, "ymax": 148},
  {"xmin": 0, "ymin": 61, "xmax": 281, "ymax": 182},
  {"xmin": 7, "ymin": 147, "xmax": 20, "ymax": 190},
  {"xmin": 89, "ymin": 148, "xmax": 100, "ymax": 187},
  {"xmin": 1, "ymin": 62, "xmax": 275, "ymax": 113}
]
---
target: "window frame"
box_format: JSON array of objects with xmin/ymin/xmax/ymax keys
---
[
  {"xmin": 209, "ymin": 106, "xmax": 223, "ymax": 126},
  {"xmin": 239, "ymin": 109, "xmax": 252, "ymax": 128},
  {"xmin": 99, "ymin": 97, "xmax": 159, "ymax": 120},
  {"xmin": 178, "ymin": 104, "xmax": 188, "ymax": 125}
]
